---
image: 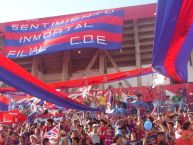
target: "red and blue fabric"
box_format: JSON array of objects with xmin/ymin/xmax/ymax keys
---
[
  {"xmin": 152, "ymin": 0, "xmax": 193, "ymax": 82},
  {"xmin": 0, "ymin": 54, "xmax": 99, "ymax": 111},
  {"xmin": 0, "ymin": 9, "xmax": 124, "ymax": 58},
  {"xmin": 0, "ymin": 96, "xmax": 10, "ymax": 111}
]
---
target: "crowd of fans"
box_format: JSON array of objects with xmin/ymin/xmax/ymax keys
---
[{"xmin": 0, "ymin": 84, "xmax": 193, "ymax": 145}]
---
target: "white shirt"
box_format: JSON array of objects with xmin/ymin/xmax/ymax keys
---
[{"xmin": 89, "ymin": 132, "xmax": 100, "ymax": 144}]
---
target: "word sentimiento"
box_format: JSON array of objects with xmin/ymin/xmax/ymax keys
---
[{"xmin": 6, "ymin": 9, "xmax": 115, "ymax": 58}]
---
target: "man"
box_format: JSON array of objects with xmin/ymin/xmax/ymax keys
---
[
  {"xmin": 89, "ymin": 124, "xmax": 100, "ymax": 145},
  {"xmin": 98, "ymin": 93, "xmax": 107, "ymax": 114},
  {"xmin": 5, "ymin": 132, "xmax": 19, "ymax": 145},
  {"xmin": 171, "ymin": 91, "xmax": 181, "ymax": 112},
  {"xmin": 42, "ymin": 138, "xmax": 51, "ymax": 145},
  {"xmin": 165, "ymin": 95, "xmax": 174, "ymax": 113}
]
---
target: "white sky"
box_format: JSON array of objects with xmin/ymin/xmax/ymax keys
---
[{"xmin": 0, "ymin": 0, "xmax": 157, "ymax": 23}]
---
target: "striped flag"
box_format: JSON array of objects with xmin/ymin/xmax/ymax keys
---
[
  {"xmin": 152, "ymin": 0, "xmax": 193, "ymax": 82},
  {"xmin": 1, "ymin": 9, "xmax": 124, "ymax": 59},
  {"xmin": 44, "ymin": 124, "xmax": 60, "ymax": 140}
]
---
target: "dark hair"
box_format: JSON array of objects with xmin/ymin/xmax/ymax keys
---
[
  {"xmin": 166, "ymin": 95, "xmax": 170, "ymax": 99},
  {"xmin": 47, "ymin": 119, "xmax": 53, "ymax": 125},
  {"xmin": 157, "ymin": 131, "xmax": 165, "ymax": 136},
  {"xmin": 167, "ymin": 121, "xmax": 174, "ymax": 127},
  {"xmin": 72, "ymin": 137, "xmax": 80, "ymax": 143},
  {"xmin": 113, "ymin": 134, "xmax": 122, "ymax": 143},
  {"xmin": 182, "ymin": 122, "xmax": 191, "ymax": 130},
  {"xmin": 9, "ymin": 132, "xmax": 15, "ymax": 136},
  {"xmin": 43, "ymin": 110, "xmax": 48, "ymax": 114},
  {"xmin": 42, "ymin": 138, "xmax": 49, "ymax": 145},
  {"xmin": 106, "ymin": 124, "xmax": 112, "ymax": 128},
  {"xmin": 176, "ymin": 119, "xmax": 182, "ymax": 126}
]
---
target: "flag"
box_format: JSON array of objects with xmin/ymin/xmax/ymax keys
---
[
  {"xmin": 1, "ymin": 9, "xmax": 124, "ymax": 59},
  {"xmin": 3, "ymin": 113, "xmax": 14, "ymax": 123},
  {"xmin": 44, "ymin": 124, "xmax": 60, "ymax": 140},
  {"xmin": 0, "ymin": 54, "xmax": 99, "ymax": 111},
  {"xmin": 0, "ymin": 96, "xmax": 10, "ymax": 111},
  {"xmin": 165, "ymin": 90, "xmax": 176, "ymax": 97},
  {"xmin": 152, "ymin": 0, "xmax": 193, "ymax": 82},
  {"xmin": 106, "ymin": 91, "xmax": 113, "ymax": 111}
]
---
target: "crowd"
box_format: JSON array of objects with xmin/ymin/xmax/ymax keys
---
[{"xmin": 0, "ymin": 84, "xmax": 193, "ymax": 145}]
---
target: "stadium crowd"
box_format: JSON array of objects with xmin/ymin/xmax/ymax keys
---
[{"xmin": 0, "ymin": 84, "xmax": 192, "ymax": 145}]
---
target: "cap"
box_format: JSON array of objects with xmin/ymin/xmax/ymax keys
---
[{"xmin": 93, "ymin": 124, "xmax": 99, "ymax": 128}]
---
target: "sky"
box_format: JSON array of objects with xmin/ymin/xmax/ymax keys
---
[{"xmin": 0, "ymin": 0, "xmax": 157, "ymax": 23}]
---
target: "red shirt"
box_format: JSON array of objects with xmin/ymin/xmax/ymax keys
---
[
  {"xmin": 104, "ymin": 134, "xmax": 114, "ymax": 145},
  {"xmin": 100, "ymin": 127, "xmax": 107, "ymax": 139}
]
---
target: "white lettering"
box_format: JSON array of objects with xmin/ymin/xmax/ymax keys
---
[
  {"xmin": 55, "ymin": 20, "xmax": 65, "ymax": 26},
  {"xmin": 82, "ymin": 14, "xmax": 92, "ymax": 19},
  {"xmin": 7, "ymin": 51, "xmax": 16, "ymax": 57},
  {"xmin": 23, "ymin": 36, "xmax": 32, "ymax": 42},
  {"xmin": 32, "ymin": 34, "xmax": 42, "ymax": 41},
  {"xmin": 16, "ymin": 50, "xmax": 21, "ymax": 57},
  {"xmin": 53, "ymin": 29, "xmax": 62, "ymax": 36},
  {"xmin": 37, "ymin": 46, "xmax": 47, "ymax": 54},
  {"xmin": 70, "ymin": 37, "xmax": 80, "ymax": 45},
  {"xmin": 65, "ymin": 25, "xmax": 73, "ymax": 31},
  {"xmin": 74, "ymin": 24, "xmax": 83, "ymax": 30},
  {"xmin": 30, "ymin": 24, "xmax": 39, "ymax": 30},
  {"xmin": 42, "ymin": 23, "xmax": 49, "ymax": 28},
  {"xmin": 97, "ymin": 36, "xmax": 106, "ymax": 45},
  {"xmin": 105, "ymin": 10, "xmax": 114, "ymax": 14},
  {"xmin": 20, "ymin": 24, "xmax": 29, "ymax": 30},
  {"xmin": 11, "ymin": 24, "xmax": 19, "ymax": 31},
  {"xmin": 70, "ymin": 17, "xmax": 80, "ymax": 22},
  {"xmin": 84, "ymin": 22, "xmax": 93, "ymax": 28},
  {"xmin": 19, "ymin": 37, "xmax": 23, "ymax": 43},
  {"xmin": 43, "ymin": 31, "xmax": 52, "ymax": 38},
  {"xmin": 70, "ymin": 35, "xmax": 107, "ymax": 45},
  {"xmin": 31, "ymin": 47, "xmax": 38, "ymax": 54},
  {"xmin": 20, "ymin": 51, "xmax": 27, "ymax": 57},
  {"xmin": 83, "ymin": 35, "xmax": 93, "ymax": 43}
]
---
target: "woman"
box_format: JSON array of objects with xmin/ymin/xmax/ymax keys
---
[
  {"xmin": 30, "ymin": 135, "xmax": 40, "ymax": 145},
  {"xmin": 111, "ymin": 134, "xmax": 123, "ymax": 145},
  {"xmin": 58, "ymin": 130, "xmax": 71, "ymax": 145},
  {"xmin": 181, "ymin": 122, "xmax": 193, "ymax": 145}
]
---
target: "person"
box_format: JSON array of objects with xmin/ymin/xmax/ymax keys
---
[
  {"xmin": 98, "ymin": 119, "xmax": 107, "ymax": 145},
  {"xmin": 30, "ymin": 135, "xmax": 40, "ymax": 145},
  {"xmin": 5, "ymin": 132, "xmax": 19, "ymax": 145},
  {"xmin": 42, "ymin": 138, "xmax": 51, "ymax": 145},
  {"xmin": 90, "ymin": 92, "xmax": 98, "ymax": 109},
  {"xmin": 181, "ymin": 122, "xmax": 193, "ymax": 145},
  {"xmin": 174, "ymin": 119, "xmax": 183, "ymax": 145},
  {"xmin": 121, "ymin": 91, "xmax": 128, "ymax": 109},
  {"xmin": 120, "ymin": 126, "xmax": 129, "ymax": 145},
  {"xmin": 98, "ymin": 93, "xmax": 107, "ymax": 113},
  {"xmin": 171, "ymin": 92, "xmax": 181, "ymax": 112},
  {"xmin": 178, "ymin": 88, "xmax": 187, "ymax": 112},
  {"xmin": 104, "ymin": 124, "xmax": 114, "ymax": 145},
  {"xmin": 164, "ymin": 95, "xmax": 174, "ymax": 113},
  {"xmin": 115, "ymin": 92, "xmax": 122, "ymax": 108},
  {"xmin": 111, "ymin": 134, "xmax": 123, "ymax": 145},
  {"xmin": 59, "ymin": 130, "xmax": 71, "ymax": 145},
  {"xmin": 42, "ymin": 119, "xmax": 54, "ymax": 133},
  {"xmin": 89, "ymin": 124, "xmax": 100, "ymax": 145},
  {"xmin": 143, "ymin": 131, "xmax": 168, "ymax": 145},
  {"xmin": 0, "ymin": 130, "xmax": 5, "ymax": 145},
  {"xmin": 72, "ymin": 137, "xmax": 79, "ymax": 145}
]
